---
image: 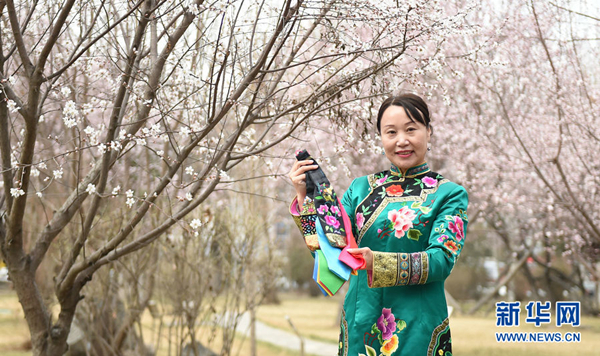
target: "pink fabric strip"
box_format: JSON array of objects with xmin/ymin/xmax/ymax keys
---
[
  {"xmin": 290, "ymin": 197, "xmax": 300, "ymax": 216},
  {"xmin": 337, "ymin": 198, "xmax": 366, "ymax": 270}
]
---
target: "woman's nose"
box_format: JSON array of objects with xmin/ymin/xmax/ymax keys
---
[{"xmin": 396, "ymin": 135, "xmax": 409, "ymax": 146}]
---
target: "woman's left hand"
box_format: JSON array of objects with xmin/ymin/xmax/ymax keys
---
[{"xmin": 346, "ymin": 247, "xmax": 373, "ymax": 271}]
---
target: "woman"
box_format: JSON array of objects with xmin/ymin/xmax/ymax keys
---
[{"xmin": 288, "ymin": 94, "xmax": 468, "ymax": 356}]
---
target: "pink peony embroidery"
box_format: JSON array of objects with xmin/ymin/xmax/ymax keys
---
[
  {"xmin": 317, "ymin": 204, "xmax": 329, "ymax": 215},
  {"xmin": 324, "ymin": 215, "xmax": 340, "ymax": 229},
  {"xmin": 422, "ymin": 176, "xmax": 438, "ymax": 188},
  {"xmin": 387, "ymin": 207, "xmax": 416, "ymax": 238},
  {"xmin": 330, "ymin": 205, "xmax": 340, "ymax": 216},
  {"xmin": 437, "ymin": 234, "xmax": 449, "ymax": 243},
  {"xmin": 356, "ymin": 212, "xmax": 365, "ymax": 230},
  {"xmin": 448, "ymin": 216, "xmax": 464, "ymax": 241}
]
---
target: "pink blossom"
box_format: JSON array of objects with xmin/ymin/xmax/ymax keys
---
[
  {"xmin": 448, "ymin": 216, "xmax": 464, "ymax": 241},
  {"xmin": 356, "ymin": 213, "xmax": 365, "ymax": 230},
  {"xmin": 387, "ymin": 207, "xmax": 416, "ymax": 238},
  {"xmin": 422, "ymin": 176, "xmax": 438, "ymax": 188},
  {"xmin": 324, "ymin": 215, "xmax": 340, "ymax": 229}
]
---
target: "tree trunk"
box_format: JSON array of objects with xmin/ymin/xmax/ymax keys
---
[{"xmin": 468, "ymin": 248, "xmax": 533, "ymax": 315}]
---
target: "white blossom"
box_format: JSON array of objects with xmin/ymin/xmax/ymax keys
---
[
  {"xmin": 157, "ymin": 150, "xmax": 164, "ymax": 157},
  {"xmin": 219, "ymin": 170, "xmax": 230, "ymax": 180},
  {"xmin": 185, "ymin": 192, "xmax": 193, "ymax": 201},
  {"xmin": 97, "ymin": 143, "xmax": 107, "ymax": 154},
  {"xmin": 110, "ymin": 141, "xmax": 122, "ymax": 151},
  {"xmin": 126, "ymin": 189, "xmax": 134, "ymax": 198},
  {"xmin": 179, "ymin": 126, "xmax": 191, "ymax": 138},
  {"xmin": 86, "ymin": 183, "xmax": 96, "ymax": 194},
  {"xmin": 84, "ymin": 126, "xmax": 95, "ymax": 135},
  {"xmin": 36, "ymin": 192, "xmax": 43, "ymax": 198},
  {"xmin": 7, "ymin": 100, "xmax": 19, "ymax": 113},
  {"xmin": 151, "ymin": 123, "xmax": 161, "ymax": 137},
  {"xmin": 61, "ymin": 86, "xmax": 72, "ymax": 96},
  {"xmin": 126, "ymin": 197, "xmax": 135, "ymax": 208},
  {"xmin": 112, "ymin": 185, "xmax": 121, "ymax": 195},
  {"xmin": 53, "ymin": 168, "xmax": 63, "ymax": 179},
  {"xmin": 190, "ymin": 219, "xmax": 202, "ymax": 230},
  {"xmin": 63, "ymin": 100, "xmax": 79, "ymax": 128},
  {"xmin": 10, "ymin": 188, "xmax": 25, "ymax": 197},
  {"xmin": 185, "ymin": 166, "xmax": 194, "ymax": 175},
  {"xmin": 31, "ymin": 167, "xmax": 40, "ymax": 177}
]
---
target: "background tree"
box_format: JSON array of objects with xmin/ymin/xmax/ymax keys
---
[{"xmin": 0, "ymin": 0, "xmax": 476, "ymax": 355}]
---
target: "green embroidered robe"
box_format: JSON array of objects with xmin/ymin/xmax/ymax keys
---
[{"xmin": 291, "ymin": 163, "xmax": 468, "ymax": 356}]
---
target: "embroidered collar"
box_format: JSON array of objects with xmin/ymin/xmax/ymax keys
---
[{"xmin": 390, "ymin": 162, "xmax": 430, "ymax": 177}]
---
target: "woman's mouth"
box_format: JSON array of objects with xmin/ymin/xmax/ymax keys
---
[{"xmin": 395, "ymin": 150, "xmax": 413, "ymax": 158}]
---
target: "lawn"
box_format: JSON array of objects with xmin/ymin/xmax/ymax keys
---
[{"xmin": 2, "ymin": 289, "xmax": 599, "ymax": 355}]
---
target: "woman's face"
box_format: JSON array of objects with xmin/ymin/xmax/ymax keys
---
[{"xmin": 380, "ymin": 105, "xmax": 431, "ymax": 173}]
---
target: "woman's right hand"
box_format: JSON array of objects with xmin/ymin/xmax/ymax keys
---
[{"xmin": 288, "ymin": 159, "xmax": 318, "ymax": 208}]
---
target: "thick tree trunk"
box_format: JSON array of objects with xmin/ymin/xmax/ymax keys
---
[{"xmin": 6, "ymin": 254, "xmax": 51, "ymax": 355}]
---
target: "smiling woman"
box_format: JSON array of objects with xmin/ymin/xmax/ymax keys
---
[{"xmin": 289, "ymin": 93, "xmax": 469, "ymax": 356}]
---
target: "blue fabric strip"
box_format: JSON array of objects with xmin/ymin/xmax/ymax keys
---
[{"xmin": 316, "ymin": 219, "xmax": 351, "ymax": 281}]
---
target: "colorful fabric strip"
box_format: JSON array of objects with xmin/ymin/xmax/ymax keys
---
[
  {"xmin": 313, "ymin": 249, "xmax": 345, "ymax": 296},
  {"xmin": 337, "ymin": 197, "xmax": 366, "ymax": 270},
  {"xmin": 316, "ymin": 219, "xmax": 351, "ymax": 280},
  {"xmin": 296, "ymin": 150, "xmax": 347, "ymax": 248}
]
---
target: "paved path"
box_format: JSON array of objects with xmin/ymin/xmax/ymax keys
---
[{"xmin": 237, "ymin": 313, "xmax": 339, "ymax": 356}]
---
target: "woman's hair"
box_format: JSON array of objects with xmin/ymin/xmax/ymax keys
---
[{"xmin": 376, "ymin": 93, "xmax": 431, "ymax": 134}]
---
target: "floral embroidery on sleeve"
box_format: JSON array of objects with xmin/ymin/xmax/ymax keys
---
[
  {"xmin": 436, "ymin": 215, "xmax": 466, "ymax": 256},
  {"xmin": 448, "ymin": 216, "xmax": 465, "ymax": 241}
]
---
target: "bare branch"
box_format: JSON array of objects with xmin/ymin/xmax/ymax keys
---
[
  {"xmin": 4, "ymin": 0, "xmax": 34, "ymax": 75},
  {"xmin": 549, "ymin": 1, "xmax": 600, "ymax": 22},
  {"xmin": 51, "ymin": 0, "xmax": 154, "ymax": 278},
  {"xmin": 36, "ymin": 0, "xmax": 77, "ymax": 73},
  {"xmin": 44, "ymin": 0, "xmax": 146, "ymax": 82}
]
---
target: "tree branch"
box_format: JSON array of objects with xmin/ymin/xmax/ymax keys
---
[
  {"xmin": 4, "ymin": 0, "xmax": 34, "ymax": 75},
  {"xmin": 44, "ymin": 0, "xmax": 146, "ymax": 82},
  {"xmin": 36, "ymin": 0, "xmax": 77, "ymax": 73}
]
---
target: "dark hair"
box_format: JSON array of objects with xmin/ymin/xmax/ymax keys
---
[{"xmin": 376, "ymin": 94, "xmax": 432, "ymax": 134}]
